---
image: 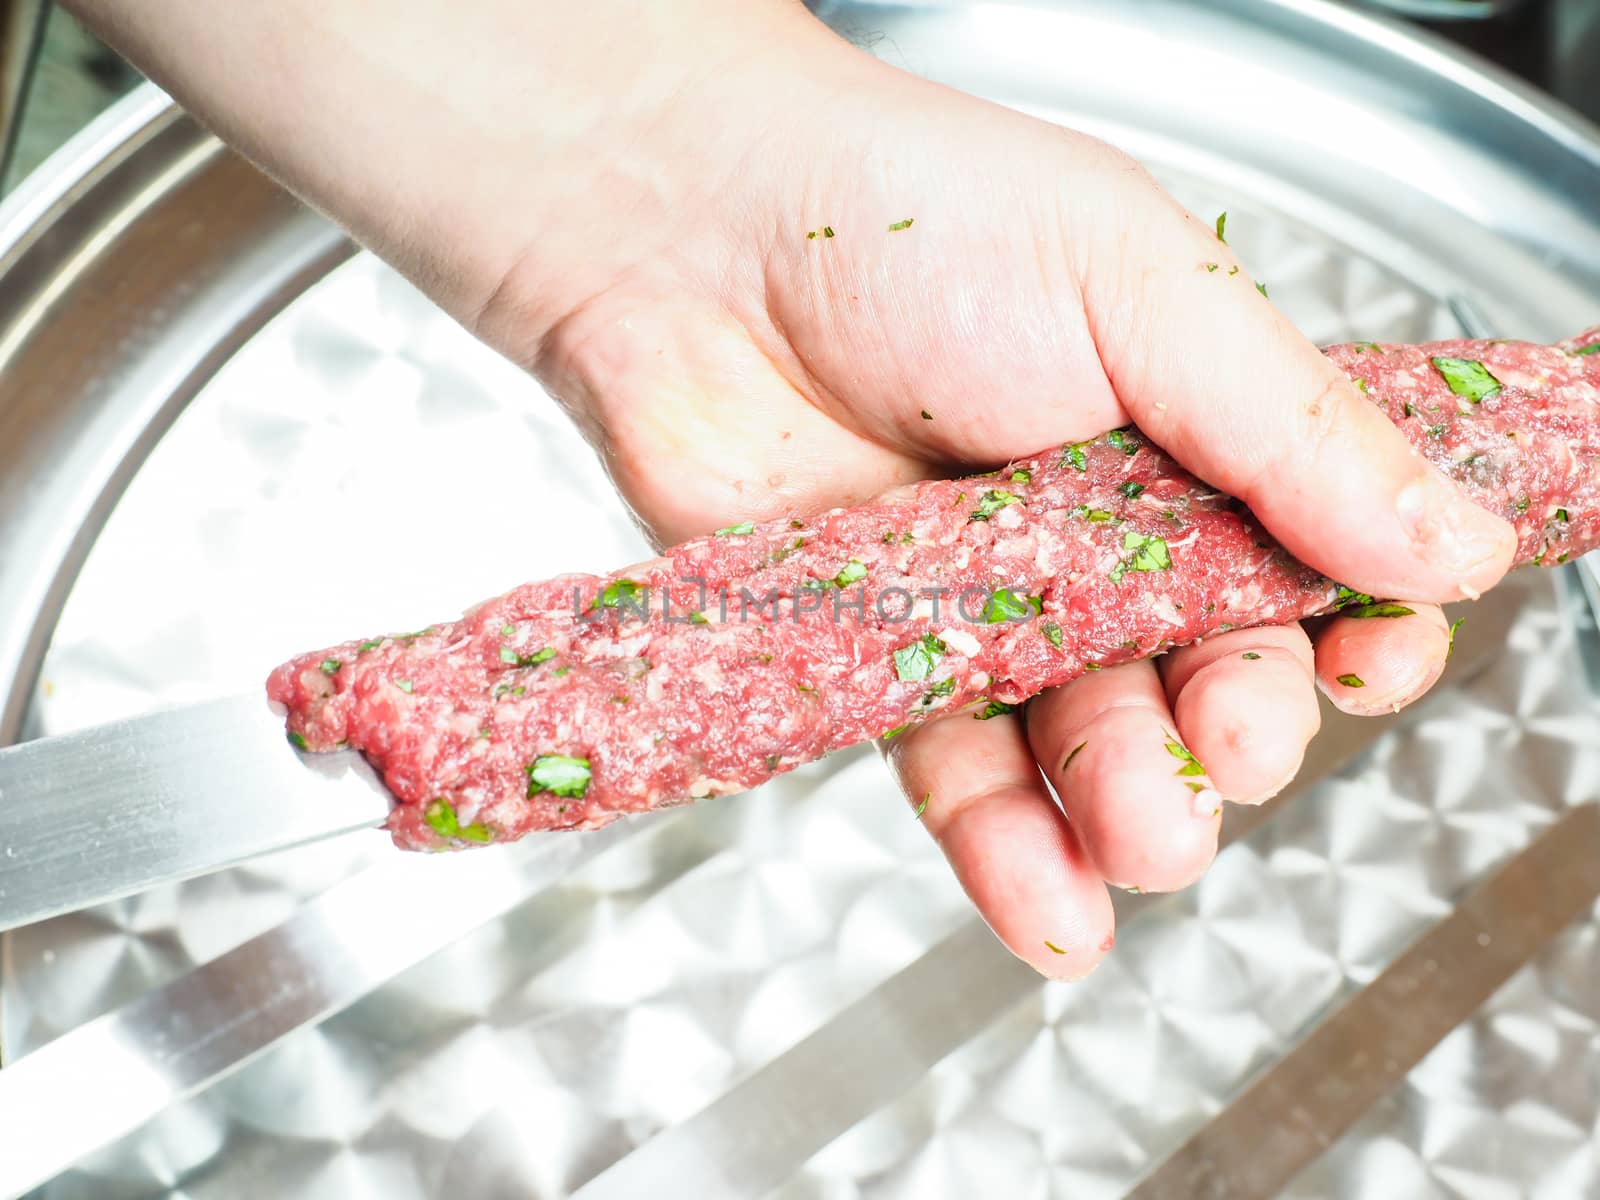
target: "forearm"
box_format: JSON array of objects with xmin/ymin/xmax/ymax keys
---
[{"xmin": 62, "ymin": 0, "xmax": 824, "ymax": 332}]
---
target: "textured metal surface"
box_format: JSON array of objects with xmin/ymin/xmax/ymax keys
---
[
  {"xmin": 1, "ymin": 1, "xmax": 1599, "ymax": 1197},
  {"xmin": 0, "ymin": 695, "xmax": 389, "ymax": 933}
]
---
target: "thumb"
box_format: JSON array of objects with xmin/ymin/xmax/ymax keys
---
[{"xmin": 1078, "ymin": 187, "xmax": 1514, "ymax": 603}]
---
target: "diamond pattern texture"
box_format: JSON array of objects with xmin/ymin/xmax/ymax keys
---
[{"xmin": 4, "ymin": 164, "xmax": 1598, "ymax": 1200}]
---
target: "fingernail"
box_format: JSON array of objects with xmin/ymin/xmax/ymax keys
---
[{"xmin": 1396, "ymin": 476, "xmax": 1509, "ymax": 587}]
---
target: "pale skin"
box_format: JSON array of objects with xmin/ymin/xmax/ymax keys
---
[{"xmin": 67, "ymin": 0, "xmax": 1516, "ymax": 977}]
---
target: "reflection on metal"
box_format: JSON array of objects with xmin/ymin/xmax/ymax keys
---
[
  {"xmin": 1130, "ymin": 803, "xmax": 1600, "ymax": 1200},
  {"xmin": 0, "ymin": 0, "xmax": 44, "ymax": 183}
]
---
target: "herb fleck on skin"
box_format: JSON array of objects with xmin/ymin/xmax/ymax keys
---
[
  {"xmin": 921, "ymin": 409, "xmax": 933, "ymax": 420},
  {"xmin": 1063, "ymin": 741, "xmax": 1087, "ymax": 772},
  {"xmin": 1044, "ymin": 940, "xmax": 1068, "ymax": 955},
  {"xmin": 887, "ymin": 218, "xmax": 915, "ymax": 232},
  {"xmin": 1243, "ymin": 651, "xmax": 1261, "ymax": 660},
  {"xmin": 1343, "ymin": 602, "xmax": 1415, "ymax": 620},
  {"xmin": 914, "ymin": 793, "xmax": 930, "ymax": 820},
  {"xmin": 1165, "ymin": 739, "xmax": 1206, "ymax": 777},
  {"xmin": 1448, "ymin": 618, "xmax": 1465, "ymax": 659},
  {"xmin": 1215, "ymin": 211, "xmax": 1228, "ymax": 243},
  {"xmin": 713, "ymin": 521, "xmax": 755, "ymax": 537},
  {"xmin": 975, "ymin": 699, "xmax": 1016, "ymax": 721},
  {"xmin": 1336, "ymin": 673, "xmax": 1365, "ymax": 688}
]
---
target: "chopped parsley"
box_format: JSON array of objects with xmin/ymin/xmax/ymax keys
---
[
  {"xmin": 1215, "ymin": 211, "xmax": 1228, "ymax": 243},
  {"xmin": 921, "ymin": 409, "xmax": 933, "ymax": 420},
  {"xmin": 893, "ymin": 633, "xmax": 946, "ymax": 681},
  {"xmin": 1063, "ymin": 741, "xmax": 1087, "ymax": 771},
  {"xmin": 1044, "ymin": 940, "xmax": 1067, "ymax": 955},
  {"xmin": 1043, "ymin": 622, "xmax": 1064, "ymax": 649},
  {"xmin": 358, "ymin": 640, "xmax": 382, "ymax": 653},
  {"xmin": 1165, "ymin": 739, "xmax": 1206, "ymax": 777},
  {"xmin": 975, "ymin": 699, "xmax": 1016, "ymax": 720},
  {"xmin": 1354, "ymin": 340, "xmax": 1384, "ymax": 354},
  {"xmin": 970, "ymin": 489, "xmax": 1023, "ymax": 522},
  {"xmin": 1108, "ymin": 531, "xmax": 1172, "ymax": 584},
  {"xmin": 1243, "ymin": 651, "xmax": 1261, "ymax": 660},
  {"xmin": 805, "ymin": 225, "xmax": 835, "ymax": 240},
  {"xmin": 833, "ymin": 559, "xmax": 868, "ymax": 587},
  {"xmin": 1333, "ymin": 585, "xmax": 1374, "ymax": 608},
  {"xmin": 1426, "ymin": 424, "xmax": 1446, "ymax": 439},
  {"xmin": 319, "ymin": 658, "xmax": 341, "ymax": 675},
  {"xmin": 501, "ymin": 645, "xmax": 557, "ymax": 667},
  {"xmin": 714, "ymin": 521, "xmax": 755, "ymax": 537},
  {"xmin": 1205, "ymin": 263, "xmax": 1219, "ymax": 273},
  {"xmin": 887, "ymin": 218, "xmax": 915, "ymax": 232},
  {"xmin": 1062, "ymin": 440, "xmax": 1092, "ymax": 471},
  {"xmin": 1514, "ymin": 495, "xmax": 1531, "ymax": 512},
  {"xmin": 425, "ymin": 799, "xmax": 492, "ymax": 844},
  {"xmin": 287, "ymin": 731, "xmax": 308, "ymax": 751},
  {"xmin": 500, "ymin": 624, "xmax": 515, "ymax": 637},
  {"xmin": 525, "ymin": 754, "xmax": 591, "ymax": 799},
  {"xmin": 1010, "ymin": 468, "xmax": 1033, "ymax": 484},
  {"xmin": 394, "ymin": 679, "xmax": 414, "ymax": 693},
  {"xmin": 1118, "ymin": 481, "xmax": 1146, "ymax": 499},
  {"xmin": 984, "ymin": 587, "xmax": 1040, "ymax": 623},
  {"xmin": 1403, "ymin": 402, "xmax": 1417, "ymax": 418},
  {"xmin": 598, "ymin": 579, "xmax": 646, "ymax": 608},
  {"xmin": 1344, "ymin": 602, "xmax": 1415, "ymax": 619},
  {"xmin": 1256, "ymin": 282, "xmax": 1269, "ymax": 299},
  {"xmin": 1556, "ymin": 508, "xmax": 1570, "ymax": 522},
  {"xmin": 1336, "ymin": 673, "xmax": 1365, "ymax": 688},
  {"xmin": 1105, "ymin": 428, "xmax": 1138, "ymax": 456},
  {"xmin": 1354, "ymin": 378, "xmax": 1369, "ymax": 393},
  {"xmin": 881, "ymin": 724, "xmax": 909, "ymax": 740},
  {"xmin": 1071, "ymin": 506, "xmax": 1116, "ymax": 522},
  {"xmin": 495, "ymin": 684, "xmax": 526, "ymax": 699},
  {"xmin": 1430, "ymin": 356, "xmax": 1502, "ymax": 404},
  {"xmin": 918, "ymin": 679, "xmax": 956, "ymax": 707},
  {"xmin": 1573, "ymin": 343, "xmax": 1600, "ymax": 357},
  {"xmin": 914, "ymin": 793, "xmax": 930, "ymax": 819}
]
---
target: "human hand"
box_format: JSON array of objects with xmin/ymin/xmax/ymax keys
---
[
  {"xmin": 465, "ymin": 9, "xmax": 1514, "ymax": 976},
  {"xmin": 70, "ymin": 0, "xmax": 1515, "ymax": 977}
]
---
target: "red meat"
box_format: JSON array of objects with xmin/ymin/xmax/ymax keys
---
[{"xmin": 268, "ymin": 327, "xmax": 1600, "ymax": 850}]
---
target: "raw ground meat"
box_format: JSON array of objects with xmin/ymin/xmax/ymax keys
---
[{"xmin": 269, "ymin": 327, "xmax": 1600, "ymax": 850}]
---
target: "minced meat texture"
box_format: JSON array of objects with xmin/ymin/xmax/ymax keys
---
[{"xmin": 268, "ymin": 327, "xmax": 1600, "ymax": 850}]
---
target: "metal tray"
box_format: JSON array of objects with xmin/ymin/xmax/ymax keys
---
[{"xmin": 2, "ymin": 1, "xmax": 1599, "ymax": 1196}]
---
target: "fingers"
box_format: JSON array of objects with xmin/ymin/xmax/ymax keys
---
[
  {"xmin": 1309, "ymin": 602, "xmax": 1453, "ymax": 715},
  {"xmin": 1026, "ymin": 661, "xmax": 1222, "ymax": 894},
  {"xmin": 884, "ymin": 708, "xmax": 1115, "ymax": 980},
  {"xmin": 1157, "ymin": 624, "xmax": 1322, "ymax": 804},
  {"xmin": 1076, "ymin": 180, "xmax": 1515, "ymax": 605}
]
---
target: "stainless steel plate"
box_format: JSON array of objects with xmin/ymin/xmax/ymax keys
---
[{"xmin": 2, "ymin": 1, "xmax": 1599, "ymax": 1196}]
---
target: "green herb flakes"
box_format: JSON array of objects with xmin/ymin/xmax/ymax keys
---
[
  {"xmin": 1062, "ymin": 440, "xmax": 1091, "ymax": 471},
  {"xmin": 1071, "ymin": 506, "xmax": 1116, "ymax": 522},
  {"xmin": 494, "ymin": 684, "xmax": 525, "ymax": 699},
  {"xmin": 975, "ymin": 699, "xmax": 1016, "ymax": 720},
  {"xmin": 425, "ymin": 798, "xmax": 492, "ymax": 844},
  {"xmin": 1215, "ymin": 211, "xmax": 1228, "ymax": 243},
  {"xmin": 500, "ymin": 624, "xmax": 515, "ymax": 638},
  {"xmin": 1427, "ymin": 424, "xmax": 1446, "ymax": 439},
  {"xmin": 914, "ymin": 793, "xmax": 930, "ymax": 820},
  {"xmin": 888, "ymin": 218, "xmax": 915, "ymax": 232},
  {"xmin": 358, "ymin": 640, "xmax": 382, "ymax": 653},
  {"xmin": 689, "ymin": 611, "xmax": 709, "ymax": 625},
  {"xmin": 1010, "ymin": 468, "xmax": 1032, "ymax": 484},
  {"xmin": 319, "ymin": 658, "xmax": 341, "ymax": 675},
  {"xmin": 970, "ymin": 489, "xmax": 1023, "ymax": 522},
  {"xmin": 501, "ymin": 645, "xmax": 557, "ymax": 667},
  {"xmin": 921, "ymin": 409, "xmax": 933, "ymax": 420},
  {"xmin": 1118, "ymin": 481, "xmax": 1146, "ymax": 499},
  {"xmin": 1243, "ymin": 651, "xmax": 1261, "ymax": 660},
  {"xmin": 1448, "ymin": 617, "xmax": 1465, "ymax": 659},
  {"xmin": 714, "ymin": 521, "xmax": 755, "ymax": 537},
  {"xmin": 1165, "ymin": 739, "xmax": 1206, "ymax": 777},
  {"xmin": 1335, "ymin": 673, "xmax": 1365, "ymax": 688},
  {"xmin": 1354, "ymin": 340, "xmax": 1384, "ymax": 354},
  {"xmin": 598, "ymin": 579, "xmax": 646, "ymax": 608},
  {"xmin": 1063, "ymin": 741, "xmax": 1087, "ymax": 771},
  {"xmin": 1354, "ymin": 378, "xmax": 1369, "ymax": 393},
  {"xmin": 1044, "ymin": 939, "xmax": 1067, "ymax": 955},
  {"xmin": 1256, "ymin": 281, "xmax": 1269, "ymax": 298},
  {"xmin": 919, "ymin": 679, "xmax": 956, "ymax": 707},
  {"xmin": 394, "ymin": 679, "xmax": 414, "ymax": 693},
  {"xmin": 1403, "ymin": 402, "xmax": 1417, "ymax": 418},
  {"xmin": 1344, "ymin": 602, "xmax": 1416, "ymax": 619},
  {"xmin": 893, "ymin": 634, "xmax": 946, "ymax": 681},
  {"xmin": 1557, "ymin": 508, "xmax": 1570, "ymax": 522},
  {"xmin": 881, "ymin": 724, "xmax": 909, "ymax": 741},
  {"xmin": 1205, "ymin": 263, "xmax": 1219, "ymax": 273},
  {"xmin": 1108, "ymin": 531, "xmax": 1172, "ymax": 585},
  {"xmin": 287, "ymin": 731, "xmax": 308, "ymax": 751},
  {"xmin": 984, "ymin": 587, "xmax": 1038, "ymax": 624},
  {"xmin": 1573, "ymin": 343, "xmax": 1600, "ymax": 357},
  {"xmin": 833, "ymin": 559, "xmax": 868, "ymax": 587},
  {"xmin": 1515, "ymin": 495, "xmax": 1531, "ymax": 512},
  {"xmin": 525, "ymin": 754, "xmax": 592, "ymax": 799},
  {"xmin": 1430, "ymin": 356, "xmax": 1503, "ymax": 404},
  {"xmin": 1043, "ymin": 621, "xmax": 1064, "ymax": 649}
]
